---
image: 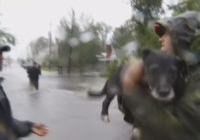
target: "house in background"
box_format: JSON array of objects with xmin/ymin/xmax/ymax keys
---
[{"xmin": 96, "ymin": 41, "xmax": 138, "ymax": 62}]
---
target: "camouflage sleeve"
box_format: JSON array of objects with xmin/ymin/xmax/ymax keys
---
[{"xmin": 178, "ymin": 86, "xmax": 200, "ymax": 131}]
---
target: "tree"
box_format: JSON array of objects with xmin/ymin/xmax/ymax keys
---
[
  {"xmin": 0, "ymin": 30, "xmax": 15, "ymax": 45},
  {"xmin": 56, "ymin": 10, "xmax": 81, "ymax": 73},
  {"xmin": 128, "ymin": 0, "xmax": 164, "ymax": 49},
  {"xmin": 112, "ymin": 19, "xmax": 135, "ymax": 49},
  {"xmin": 111, "ymin": 0, "xmax": 164, "ymax": 50},
  {"xmin": 56, "ymin": 12, "xmax": 111, "ymax": 73},
  {"xmin": 29, "ymin": 37, "xmax": 49, "ymax": 56},
  {"xmin": 95, "ymin": 22, "xmax": 112, "ymax": 46},
  {"xmin": 0, "ymin": 15, "xmax": 15, "ymax": 45},
  {"xmin": 169, "ymin": 0, "xmax": 200, "ymax": 15},
  {"xmin": 130, "ymin": 0, "xmax": 163, "ymax": 25},
  {"xmin": 0, "ymin": 21, "xmax": 15, "ymax": 71}
]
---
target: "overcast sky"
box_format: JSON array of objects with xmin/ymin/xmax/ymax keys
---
[
  {"xmin": 0, "ymin": 0, "xmax": 177, "ymax": 59},
  {"xmin": 0, "ymin": 0, "xmax": 132, "ymax": 59}
]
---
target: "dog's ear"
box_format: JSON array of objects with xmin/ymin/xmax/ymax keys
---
[{"xmin": 141, "ymin": 48, "xmax": 153, "ymax": 60}]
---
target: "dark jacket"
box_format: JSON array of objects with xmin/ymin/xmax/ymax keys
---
[
  {"xmin": 0, "ymin": 85, "xmax": 33, "ymax": 139},
  {"xmin": 27, "ymin": 66, "xmax": 41, "ymax": 81}
]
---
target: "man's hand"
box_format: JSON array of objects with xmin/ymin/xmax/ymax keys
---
[{"xmin": 31, "ymin": 123, "xmax": 49, "ymax": 136}]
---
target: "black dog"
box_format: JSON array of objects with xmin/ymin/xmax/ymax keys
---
[
  {"xmin": 88, "ymin": 65, "xmax": 129, "ymax": 122},
  {"xmin": 141, "ymin": 49, "xmax": 186, "ymax": 102},
  {"xmin": 123, "ymin": 49, "xmax": 187, "ymax": 140}
]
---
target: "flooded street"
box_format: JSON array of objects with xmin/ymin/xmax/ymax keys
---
[
  {"xmin": 0, "ymin": 0, "xmax": 192, "ymax": 139},
  {"xmin": 0, "ymin": 64, "xmax": 132, "ymax": 140}
]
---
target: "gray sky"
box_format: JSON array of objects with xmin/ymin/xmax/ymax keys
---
[{"xmin": 0, "ymin": 0, "xmax": 132, "ymax": 59}]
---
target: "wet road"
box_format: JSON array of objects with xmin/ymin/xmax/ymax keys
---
[{"xmin": 1, "ymin": 64, "xmax": 132, "ymax": 140}]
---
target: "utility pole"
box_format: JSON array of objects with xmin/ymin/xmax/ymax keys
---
[
  {"xmin": 48, "ymin": 23, "xmax": 52, "ymax": 69},
  {"xmin": 67, "ymin": 10, "xmax": 75, "ymax": 74}
]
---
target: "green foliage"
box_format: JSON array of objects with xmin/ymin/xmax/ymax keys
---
[
  {"xmin": 130, "ymin": 0, "xmax": 164, "ymax": 23},
  {"xmin": 0, "ymin": 29, "xmax": 15, "ymax": 45},
  {"xmin": 169, "ymin": 0, "xmax": 200, "ymax": 15},
  {"xmin": 134, "ymin": 20, "xmax": 161, "ymax": 49},
  {"xmin": 95, "ymin": 22, "xmax": 112, "ymax": 46},
  {"xmin": 101, "ymin": 54, "xmax": 130, "ymax": 77},
  {"xmin": 56, "ymin": 11, "xmax": 111, "ymax": 72},
  {"xmin": 29, "ymin": 37, "xmax": 49, "ymax": 56},
  {"xmin": 112, "ymin": 19, "xmax": 136, "ymax": 49},
  {"xmin": 128, "ymin": 0, "xmax": 163, "ymax": 50},
  {"xmin": 100, "ymin": 60, "xmax": 119, "ymax": 77},
  {"xmin": 73, "ymin": 41, "xmax": 101, "ymax": 72}
]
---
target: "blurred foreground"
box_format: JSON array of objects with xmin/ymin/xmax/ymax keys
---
[{"xmin": 0, "ymin": 63, "xmax": 132, "ymax": 140}]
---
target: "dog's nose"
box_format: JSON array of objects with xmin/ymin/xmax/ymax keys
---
[{"xmin": 159, "ymin": 89, "xmax": 170, "ymax": 97}]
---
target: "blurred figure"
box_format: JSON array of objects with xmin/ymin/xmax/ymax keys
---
[
  {"xmin": 26, "ymin": 61, "xmax": 41, "ymax": 90},
  {"xmin": 0, "ymin": 44, "xmax": 48, "ymax": 139},
  {"xmin": 0, "ymin": 45, "xmax": 10, "ymax": 71}
]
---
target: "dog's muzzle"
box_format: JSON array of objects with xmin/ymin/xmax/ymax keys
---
[{"xmin": 150, "ymin": 88, "xmax": 175, "ymax": 102}]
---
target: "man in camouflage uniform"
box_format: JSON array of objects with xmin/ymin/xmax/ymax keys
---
[{"xmin": 122, "ymin": 11, "xmax": 200, "ymax": 140}]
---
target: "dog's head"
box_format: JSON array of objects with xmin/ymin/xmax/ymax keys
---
[{"xmin": 142, "ymin": 49, "xmax": 186, "ymax": 102}]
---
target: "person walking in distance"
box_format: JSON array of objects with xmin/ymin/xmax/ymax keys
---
[{"xmin": 27, "ymin": 62, "xmax": 41, "ymax": 90}]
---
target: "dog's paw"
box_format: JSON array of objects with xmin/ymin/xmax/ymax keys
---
[
  {"xmin": 131, "ymin": 127, "xmax": 141, "ymax": 140},
  {"xmin": 101, "ymin": 115, "xmax": 110, "ymax": 123}
]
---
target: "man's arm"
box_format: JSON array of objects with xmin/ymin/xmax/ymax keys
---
[
  {"xmin": 12, "ymin": 118, "xmax": 48, "ymax": 137},
  {"xmin": 0, "ymin": 85, "xmax": 33, "ymax": 138},
  {"xmin": 0, "ymin": 84, "xmax": 48, "ymax": 138},
  {"xmin": 122, "ymin": 60, "xmax": 143, "ymax": 91},
  {"xmin": 12, "ymin": 118, "xmax": 33, "ymax": 138}
]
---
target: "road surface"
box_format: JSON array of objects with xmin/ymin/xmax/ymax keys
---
[{"xmin": 1, "ymin": 63, "xmax": 132, "ymax": 140}]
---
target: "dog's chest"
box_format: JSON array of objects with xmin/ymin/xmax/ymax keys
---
[{"xmin": 130, "ymin": 91, "xmax": 174, "ymax": 120}]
